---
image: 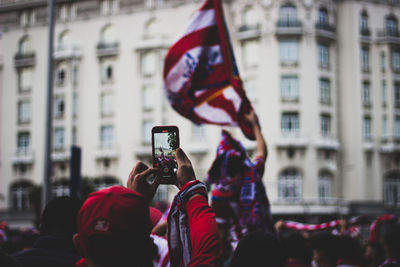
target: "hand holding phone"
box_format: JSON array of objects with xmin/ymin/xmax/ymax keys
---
[{"xmin": 152, "ymin": 126, "xmax": 179, "ymax": 184}]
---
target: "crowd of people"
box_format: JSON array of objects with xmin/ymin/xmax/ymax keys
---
[{"xmin": 0, "ymin": 111, "xmax": 399, "ymax": 267}]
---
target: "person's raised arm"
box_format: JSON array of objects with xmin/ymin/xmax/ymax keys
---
[
  {"xmin": 173, "ymin": 148, "xmax": 221, "ymax": 267},
  {"xmin": 245, "ymin": 110, "xmax": 267, "ymax": 162}
]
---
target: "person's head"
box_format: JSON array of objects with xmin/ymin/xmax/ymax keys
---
[
  {"xmin": 283, "ymin": 232, "xmax": 312, "ymax": 265},
  {"xmin": 310, "ymin": 232, "xmax": 338, "ymax": 267},
  {"xmin": 336, "ymin": 235, "xmax": 363, "ymax": 264},
  {"xmin": 383, "ymin": 225, "xmax": 400, "ymax": 259},
  {"xmin": 40, "ymin": 196, "xmax": 83, "ymax": 236},
  {"xmin": 229, "ymin": 231, "xmax": 285, "ymax": 267},
  {"xmin": 73, "ymin": 186, "xmax": 156, "ymax": 267},
  {"xmin": 363, "ymin": 242, "xmax": 384, "ymax": 266}
]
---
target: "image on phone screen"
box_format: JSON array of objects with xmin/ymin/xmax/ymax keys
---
[{"xmin": 153, "ymin": 129, "xmax": 178, "ymax": 179}]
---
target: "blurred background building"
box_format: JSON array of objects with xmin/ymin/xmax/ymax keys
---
[{"xmin": 0, "ymin": 0, "xmax": 400, "ymax": 227}]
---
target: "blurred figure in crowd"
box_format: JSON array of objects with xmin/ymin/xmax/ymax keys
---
[
  {"xmin": 229, "ymin": 231, "xmax": 285, "ymax": 267},
  {"xmin": 13, "ymin": 196, "xmax": 83, "ymax": 267}
]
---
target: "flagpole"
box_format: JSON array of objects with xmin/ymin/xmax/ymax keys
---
[{"xmin": 42, "ymin": 0, "xmax": 55, "ymax": 211}]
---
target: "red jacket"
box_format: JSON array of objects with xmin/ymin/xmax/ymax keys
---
[{"xmin": 185, "ymin": 194, "xmax": 222, "ymax": 266}]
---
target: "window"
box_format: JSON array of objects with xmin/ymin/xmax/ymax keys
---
[
  {"xmin": 242, "ymin": 40, "xmax": 259, "ymax": 68},
  {"xmin": 100, "ymin": 125, "xmax": 114, "ymax": 148},
  {"xmin": 361, "ymin": 47, "xmax": 369, "ymax": 71},
  {"xmin": 20, "ymin": 11, "xmax": 28, "ymax": 27},
  {"xmin": 362, "ymin": 82, "xmax": 371, "ymax": 105},
  {"xmin": 17, "ymin": 132, "xmax": 30, "ymax": 152},
  {"xmin": 142, "ymin": 84, "xmax": 155, "ymax": 110},
  {"xmin": 101, "ymin": 24, "xmax": 117, "ymax": 45},
  {"xmin": 385, "ymin": 16, "xmax": 398, "ymax": 36},
  {"xmin": 317, "ymin": 8, "xmax": 329, "ymax": 27},
  {"xmin": 141, "ymin": 51, "xmax": 157, "ymax": 77},
  {"xmin": 244, "ymin": 79, "xmax": 257, "ymax": 103},
  {"xmin": 52, "ymin": 183, "xmax": 70, "ymax": 197},
  {"xmin": 94, "ymin": 177, "xmax": 120, "ymax": 191},
  {"xmin": 318, "ymin": 171, "xmax": 332, "ymax": 202},
  {"xmin": 363, "ymin": 116, "xmax": 372, "ymax": 139},
  {"xmin": 241, "ymin": 6, "xmax": 258, "ymax": 29},
  {"xmin": 395, "ymin": 116, "xmax": 400, "ymax": 138},
  {"xmin": 142, "ymin": 119, "xmax": 153, "ymax": 144},
  {"xmin": 54, "ymin": 127, "xmax": 65, "ymax": 150},
  {"xmin": 153, "ymin": 185, "xmax": 168, "ymax": 202},
  {"xmin": 279, "ymin": 4, "xmax": 298, "ymax": 26},
  {"xmin": 320, "ymin": 114, "xmax": 331, "ymax": 136},
  {"xmin": 279, "ymin": 40, "xmax": 298, "ymax": 64},
  {"xmin": 382, "ymin": 80, "xmax": 387, "ymax": 105},
  {"xmin": 384, "ymin": 173, "xmax": 400, "ymax": 206},
  {"xmin": 60, "ymin": 5, "xmax": 68, "ymax": 21},
  {"xmin": 11, "ymin": 182, "xmax": 32, "ymax": 211},
  {"xmin": 278, "ymin": 169, "xmax": 302, "ymax": 202},
  {"xmin": 19, "ymin": 68, "xmax": 33, "ymax": 92},
  {"xmin": 101, "ymin": 0, "xmax": 111, "ymax": 15},
  {"xmin": 281, "ymin": 112, "xmax": 299, "ymax": 134},
  {"xmin": 145, "ymin": 18, "xmax": 162, "ymax": 39},
  {"xmin": 18, "ymin": 36, "xmax": 32, "ymax": 54},
  {"xmin": 360, "ymin": 11, "xmax": 369, "ymax": 35},
  {"xmin": 381, "ymin": 52, "xmax": 386, "ymax": 72},
  {"xmin": 58, "ymin": 30, "xmax": 72, "ymax": 50},
  {"xmin": 54, "ymin": 95, "xmax": 65, "ymax": 118},
  {"xmin": 383, "ymin": 114, "xmax": 388, "ymax": 138},
  {"xmin": 391, "ymin": 50, "xmax": 400, "ymax": 72},
  {"xmin": 318, "ymin": 43, "xmax": 329, "ymax": 67},
  {"xmin": 72, "ymin": 65, "xmax": 79, "ymax": 85},
  {"xmin": 320, "ymin": 78, "xmax": 331, "ymax": 103},
  {"xmin": 72, "ymin": 92, "xmax": 78, "ymax": 117},
  {"xmin": 56, "ymin": 66, "xmax": 66, "ymax": 86},
  {"xmin": 101, "ymin": 93, "xmax": 113, "ymax": 116},
  {"xmin": 72, "ymin": 126, "xmax": 77, "ymax": 145},
  {"xmin": 101, "ymin": 62, "xmax": 114, "ymax": 83},
  {"xmin": 192, "ymin": 124, "xmax": 205, "ymax": 141},
  {"xmin": 394, "ymin": 82, "xmax": 400, "ymax": 107},
  {"xmin": 280, "ymin": 76, "xmax": 298, "ymax": 101},
  {"xmin": 18, "ymin": 100, "xmax": 31, "ymax": 123}
]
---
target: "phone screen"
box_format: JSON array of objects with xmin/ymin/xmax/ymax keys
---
[{"xmin": 152, "ymin": 126, "xmax": 179, "ymax": 182}]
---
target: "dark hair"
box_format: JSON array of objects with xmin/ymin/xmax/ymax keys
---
[
  {"xmin": 383, "ymin": 225, "xmax": 400, "ymax": 258},
  {"xmin": 310, "ymin": 232, "xmax": 338, "ymax": 266},
  {"xmin": 336, "ymin": 235, "xmax": 363, "ymax": 263},
  {"xmin": 86, "ymin": 234, "xmax": 157, "ymax": 267},
  {"xmin": 40, "ymin": 196, "xmax": 83, "ymax": 236},
  {"xmin": 283, "ymin": 233, "xmax": 312, "ymax": 265},
  {"xmin": 229, "ymin": 231, "xmax": 285, "ymax": 267},
  {"xmin": 226, "ymin": 155, "xmax": 246, "ymax": 177}
]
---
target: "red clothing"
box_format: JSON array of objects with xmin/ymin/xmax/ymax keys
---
[{"xmin": 186, "ymin": 194, "xmax": 222, "ymax": 267}]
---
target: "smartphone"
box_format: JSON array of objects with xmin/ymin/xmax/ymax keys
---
[{"xmin": 152, "ymin": 126, "xmax": 179, "ymax": 184}]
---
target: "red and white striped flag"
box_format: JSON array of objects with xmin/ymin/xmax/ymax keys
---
[
  {"xmin": 163, "ymin": 0, "xmax": 255, "ymax": 140},
  {"xmin": 282, "ymin": 220, "xmax": 342, "ymax": 231}
]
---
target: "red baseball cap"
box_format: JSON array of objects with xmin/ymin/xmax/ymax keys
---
[{"xmin": 76, "ymin": 186, "xmax": 151, "ymax": 252}]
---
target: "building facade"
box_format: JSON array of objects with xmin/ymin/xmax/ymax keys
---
[{"xmin": 0, "ymin": 0, "xmax": 399, "ymax": 227}]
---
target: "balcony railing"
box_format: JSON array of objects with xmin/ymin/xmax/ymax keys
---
[
  {"xmin": 360, "ymin": 27, "xmax": 371, "ymax": 37},
  {"xmin": 315, "ymin": 22, "xmax": 337, "ymax": 40},
  {"xmin": 12, "ymin": 148, "xmax": 34, "ymax": 164},
  {"xmin": 237, "ymin": 24, "xmax": 261, "ymax": 40},
  {"xmin": 276, "ymin": 20, "xmax": 303, "ymax": 36},
  {"xmin": 14, "ymin": 52, "xmax": 35, "ymax": 68},
  {"xmin": 377, "ymin": 29, "xmax": 400, "ymax": 44},
  {"xmin": 97, "ymin": 41, "xmax": 119, "ymax": 57},
  {"xmin": 53, "ymin": 45, "xmax": 82, "ymax": 60}
]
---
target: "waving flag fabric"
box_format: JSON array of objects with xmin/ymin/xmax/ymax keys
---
[{"xmin": 163, "ymin": 0, "xmax": 255, "ymax": 140}]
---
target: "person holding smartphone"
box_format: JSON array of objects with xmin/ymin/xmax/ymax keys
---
[{"xmin": 73, "ymin": 147, "xmax": 221, "ymax": 267}]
